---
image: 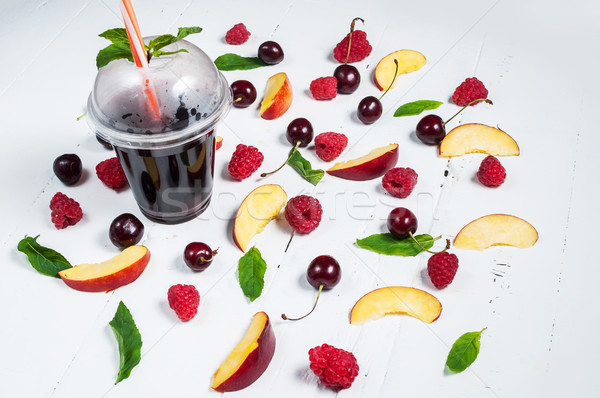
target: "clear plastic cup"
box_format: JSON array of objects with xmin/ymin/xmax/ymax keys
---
[{"xmin": 87, "ymin": 38, "xmax": 231, "ymax": 224}]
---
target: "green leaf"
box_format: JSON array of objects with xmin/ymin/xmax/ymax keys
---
[
  {"xmin": 109, "ymin": 301, "xmax": 142, "ymax": 384},
  {"xmin": 214, "ymin": 54, "xmax": 269, "ymax": 71},
  {"xmin": 238, "ymin": 247, "xmax": 267, "ymax": 302},
  {"xmin": 147, "ymin": 34, "xmax": 177, "ymax": 52},
  {"xmin": 393, "ymin": 100, "xmax": 443, "ymax": 117},
  {"xmin": 151, "ymin": 49, "xmax": 188, "ymax": 58},
  {"xmin": 176, "ymin": 26, "xmax": 202, "ymax": 41},
  {"xmin": 356, "ymin": 233, "xmax": 435, "ymax": 256},
  {"xmin": 446, "ymin": 329, "xmax": 486, "ymax": 373},
  {"xmin": 17, "ymin": 235, "xmax": 71, "ymax": 278},
  {"xmin": 287, "ymin": 149, "xmax": 324, "ymax": 186},
  {"xmin": 96, "ymin": 42, "xmax": 134, "ymax": 69},
  {"xmin": 99, "ymin": 28, "xmax": 129, "ymax": 44}
]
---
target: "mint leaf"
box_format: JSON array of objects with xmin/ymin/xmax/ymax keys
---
[
  {"xmin": 288, "ymin": 149, "xmax": 324, "ymax": 186},
  {"xmin": 17, "ymin": 235, "xmax": 71, "ymax": 277},
  {"xmin": 356, "ymin": 233, "xmax": 434, "ymax": 256},
  {"xmin": 97, "ymin": 42, "xmax": 134, "ymax": 69},
  {"xmin": 214, "ymin": 54, "xmax": 268, "ymax": 71},
  {"xmin": 446, "ymin": 329, "xmax": 486, "ymax": 373},
  {"xmin": 151, "ymin": 49, "xmax": 188, "ymax": 58},
  {"xmin": 147, "ymin": 34, "xmax": 177, "ymax": 52},
  {"xmin": 99, "ymin": 28, "xmax": 128, "ymax": 44},
  {"xmin": 238, "ymin": 247, "xmax": 267, "ymax": 302},
  {"xmin": 109, "ymin": 301, "xmax": 142, "ymax": 384},
  {"xmin": 393, "ymin": 100, "xmax": 443, "ymax": 117},
  {"xmin": 176, "ymin": 26, "xmax": 202, "ymax": 41}
]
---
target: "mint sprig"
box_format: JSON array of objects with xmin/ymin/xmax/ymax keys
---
[
  {"xmin": 109, "ymin": 301, "xmax": 143, "ymax": 384},
  {"xmin": 287, "ymin": 149, "xmax": 324, "ymax": 186},
  {"xmin": 96, "ymin": 26, "xmax": 202, "ymax": 69},
  {"xmin": 238, "ymin": 247, "xmax": 267, "ymax": 302},
  {"xmin": 446, "ymin": 328, "xmax": 486, "ymax": 373},
  {"xmin": 214, "ymin": 54, "xmax": 269, "ymax": 71},
  {"xmin": 393, "ymin": 100, "xmax": 443, "ymax": 117},
  {"xmin": 356, "ymin": 233, "xmax": 436, "ymax": 256},
  {"xmin": 17, "ymin": 235, "xmax": 72, "ymax": 277}
]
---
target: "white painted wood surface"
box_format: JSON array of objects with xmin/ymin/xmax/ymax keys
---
[{"xmin": 1, "ymin": 0, "xmax": 598, "ymax": 396}]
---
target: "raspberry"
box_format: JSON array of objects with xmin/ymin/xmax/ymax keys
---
[
  {"xmin": 477, "ymin": 156, "xmax": 506, "ymax": 187},
  {"xmin": 308, "ymin": 344, "xmax": 359, "ymax": 390},
  {"xmin": 225, "ymin": 23, "xmax": 250, "ymax": 45},
  {"xmin": 451, "ymin": 77, "xmax": 488, "ymax": 106},
  {"xmin": 167, "ymin": 284, "xmax": 200, "ymax": 321},
  {"xmin": 49, "ymin": 192, "xmax": 83, "ymax": 229},
  {"xmin": 427, "ymin": 252, "xmax": 459, "ymax": 289},
  {"xmin": 310, "ymin": 77, "xmax": 337, "ymax": 100},
  {"xmin": 315, "ymin": 132, "xmax": 348, "ymax": 162},
  {"xmin": 333, "ymin": 30, "xmax": 372, "ymax": 63},
  {"xmin": 382, "ymin": 167, "xmax": 418, "ymax": 198},
  {"xmin": 285, "ymin": 195, "xmax": 322, "ymax": 234},
  {"xmin": 228, "ymin": 144, "xmax": 264, "ymax": 180},
  {"xmin": 96, "ymin": 157, "xmax": 127, "ymax": 189}
]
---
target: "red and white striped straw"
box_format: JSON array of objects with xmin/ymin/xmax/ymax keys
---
[{"xmin": 119, "ymin": 0, "xmax": 161, "ymax": 119}]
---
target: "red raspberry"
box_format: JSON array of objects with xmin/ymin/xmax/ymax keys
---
[
  {"xmin": 96, "ymin": 157, "xmax": 127, "ymax": 189},
  {"xmin": 315, "ymin": 132, "xmax": 348, "ymax": 162},
  {"xmin": 477, "ymin": 156, "xmax": 506, "ymax": 187},
  {"xmin": 167, "ymin": 284, "xmax": 200, "ymax": 321},
  {"xmin": 310, "ymin": 77, "xmax": 337, "ymax": 100},
  {"xmin": 225, "ymin": 23, "xmax": 250, "ymax": 45},
  {"xmin": 333, "ymin": 30, "xmax": 372, "ymax": 63},
  {"xmin": 285, "ymin": 195, "xmax": 322, "ymax": 234},
  {"xmin": 382, "ymin": 167, "xmax": 418, "ymax": 198},
  {"xmin": 308, "ymin": 344, "xmax": 359, "ymax": 390},
  {"xmin": 49, "ymin": 192, "xmax": 83, "ymax": 229},
  {"xmin": 427, "ymin": 252, "xmax": 459, "ymax": 289},
  {"xmin": 451, "ymin": 77, "xmax": 488, "ymax": 106},
  {"xmin": 228, "ymin": 144, "xmax": 264, "ymax": 180}
]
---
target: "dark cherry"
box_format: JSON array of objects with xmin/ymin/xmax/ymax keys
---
[
  {"xmin": 96, "ymin": 134, "xmax": 113, "ymax": 150},
  {"xmin": 357, "ymin": 96, "xmax": 382, "ymax": 124},
  {"xmin": 53, "ymin": 154, "xmax": 82, "ymax": 185},
  {"xmin": 184, "ymin": 242, "xmax": 217, "ymax": 272},
  {"xmin": 387, "ymin": 207, "xmax": 418, "ymax": 239},
  {"xmin": 334, "ymin": 64, "xmax": 361, "ymax": 94},
  {"xmin": 109, "ymin": 213, "xmax": 145, "ymax": 249},
  {"xmin": 282, "ymin": 255, "xmax": 341, "ymax": 321},
  {"xmin": 231, "ymin": 80, "xmax": 257, "ymax": 108},
  {"xmin": 416, "ymin": 114, "xmax": 446, "ymax": 145},
  {"xmin": 286, "ymin": 118, "xmax": 314, "ymax": 147},
  {"xmin": 258, "ymin": 41, "xmax": 284, "ymax": 65}
]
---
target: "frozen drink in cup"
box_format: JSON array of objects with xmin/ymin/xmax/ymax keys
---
[{"xmin": 87, "ymin": 38, "xmax": 231, "ymax": 224}]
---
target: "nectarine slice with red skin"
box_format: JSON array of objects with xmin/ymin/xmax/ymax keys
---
[
  {"xmin": 216, "ymin": 136, "xmax": 223, "ymax": 150},
  {"xmin": 58, "ymin": 245, "xmax": 150, "ymax": 292},
  {"xmin": 454, "ymin": 214, "xmax": 538, "ymax": 250},
  {"xmin": 260, "ymin": 72, "xmax": 293, "ymax": 120},
  {"xmin": 350, "ymin": 286, "xmax": 442, "ymax": 324},
  {"xmin": 233, "ymin": 184, "xmax": 288, "ymax": 252},
  {"xmin": 212, "ymin": 312, "xmax": 276, "ymax": 392},
  {"xmin": 439, "ymin": 123, "xmax": 520, "ymax": 157},
  {"xmin": 374, "ymin": 50, "xmax": 426, "ymax": 91},
  {"xmin": 326, "ymin": 143, "xmax": 399, "ymax": 181}
]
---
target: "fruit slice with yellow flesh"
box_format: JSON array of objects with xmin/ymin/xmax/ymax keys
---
[
  {"xmin": 233, "ymin": 184, "xmax": 288, "ymax": 252},
  {"xmin": 260, "ymin": 72, "xmax": 293, "ymax": 120},
  {"xmin": 374, "ymin": 50, "xmax": 426, "ymax": 91},
  {"xmin": 326, "ymin": 143, "xmax": 399, "ymax": 181},
  {"xmin": 454, "ymin": 214, "xmax": 538, "ymax": 250},
  {"xmin": 440, "ymin": 123, "xmax": 520, "ymax": 157},
  {"xmin": 212, "ymin": 312, "xmax": 276, "ymax": 392},
  {"xmin": 350, "ymin": 286, "xmax": 442, "ymax": 324}
]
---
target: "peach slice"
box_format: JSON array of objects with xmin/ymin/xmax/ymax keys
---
[
  {"xmin": 212, "ymin": 312, "xmax": 276, "ymax": 392},
  {"xmin": 260, "ymin": 72, "xmax": 293, "ymax": 120},
  {"xmin": 216, "ymin": 136, "xmax": 223, "ymax": 150},
  {"xmin": 58, "ymin": 245, "xmax": 150, "ymax": 292},
  {"xmin": 326, "ymin": 143, "xmax": 398, "ymax": 181},
  {"xmin": 233, "ymin": 184, "xmax": 288, "ymax": 252},
  {"xmin": 350, "ymin": 286, "xmax": 442, "ymax": 324},
  {"xmin": 374, "ymin": 50, "xmax": 426, "ymax": 91},
  {"xmin": 439, "ymin": 123, "xmax": 520, "ymax": 157},
  {"xmin": 454, "ymin": 214, "xmax": 538, "ymax": 250}
]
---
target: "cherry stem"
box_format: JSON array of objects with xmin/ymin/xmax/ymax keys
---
[
  {"xmin": 260, "ymin": 141, "xmax": 301, "ymax": 178},
  {"xmin": 199, "ymin": 248, "xmax": 219, "ymax": 263},
  {"xmin": 281, "ymin": 284, "xmax": 324, "ymax": 321},
  {"xmin": 232, "ymin": 97, "xmax": 242, "ymax": 104},
  {"xmin": 76, "ymin": 112, "xmax": 87, "ymax": 121},
  {"xmin": 408, "ymin": 232, "xmax": 450, "ymax": 254},
  {"xmin": 345, "ymin": 17, "xmax": 364, "ymax": 65},
  {"xmin": 379, "ymin": 59, "xmax": 398, "ymax": 101},
  {"xmin": 442, "ymin": 98, "xmax": 493, "ymax": 126},
  {"xmin": 284, "ymin": 230, "xmax": 295, "ymax": 253}
]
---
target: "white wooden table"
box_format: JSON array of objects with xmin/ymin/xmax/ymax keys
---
[{"xmin": 1, "ymin": 0, "xmax": 598, "ymax": 396}]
